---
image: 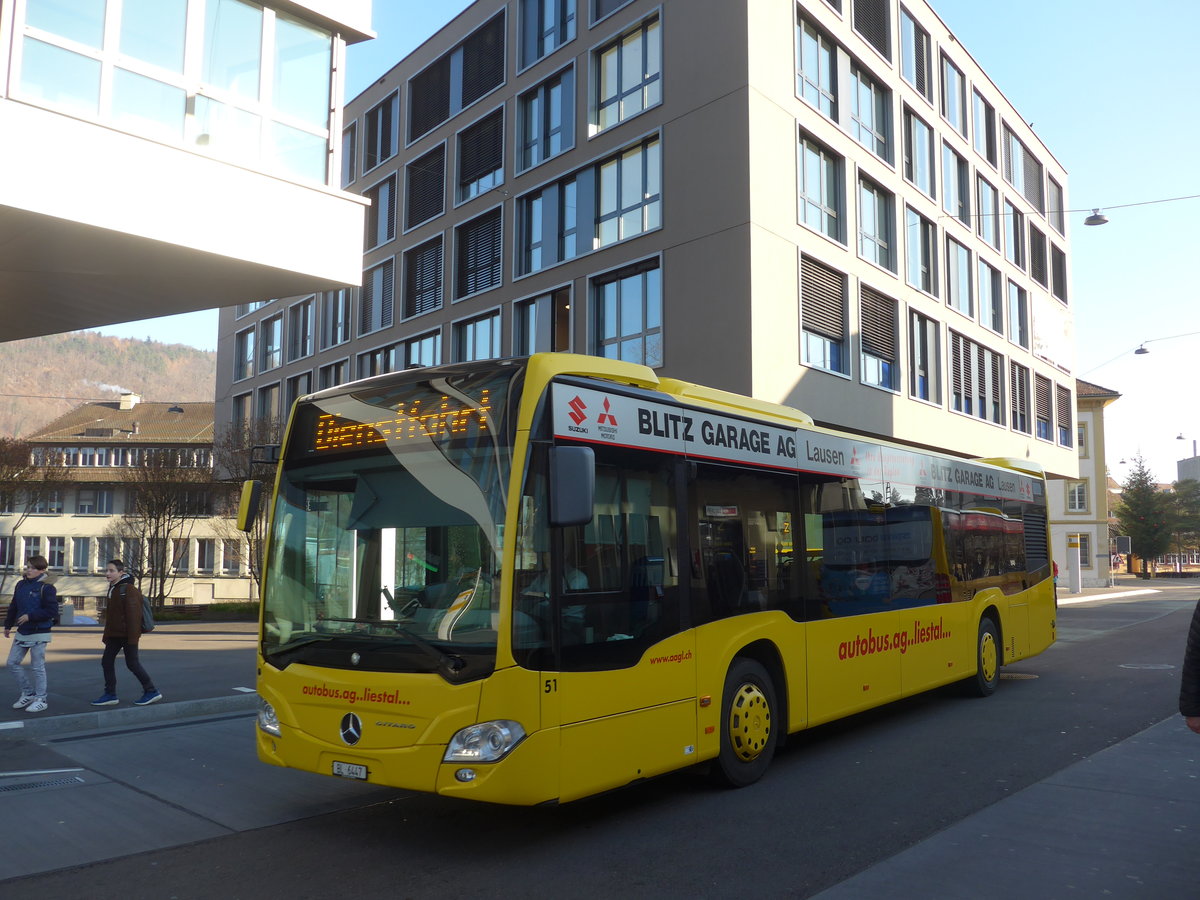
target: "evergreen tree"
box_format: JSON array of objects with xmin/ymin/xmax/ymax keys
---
[{"xmin": 1114, "ymin": 456, "xmax": 1176, "ymax": 571}]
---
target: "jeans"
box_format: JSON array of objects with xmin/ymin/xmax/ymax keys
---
[
  {"xmin": 7, "ymin": 638, "xmax": 47, "ymax": 699},
  {"xmin": 101, "ymin": 639, "xmax": 155, "ymax": 695}
]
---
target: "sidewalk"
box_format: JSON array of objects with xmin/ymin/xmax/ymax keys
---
[{"xmin": 1, "ymin": 621, "xmax": 259, "ymax": 741}]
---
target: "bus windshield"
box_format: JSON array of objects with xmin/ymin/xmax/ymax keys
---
[{"xmin": 260, "ymin": 366, "xmax": 519, "ymax": 681}]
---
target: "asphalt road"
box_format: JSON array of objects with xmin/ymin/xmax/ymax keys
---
[{"xmin": 4, "ymin": 587, "xmax": 1197, "ymax": 899}]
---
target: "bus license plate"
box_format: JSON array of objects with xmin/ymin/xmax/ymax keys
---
[{"xmin": 332, "ymin": 761, "xmax": 368, "ymax": 780}]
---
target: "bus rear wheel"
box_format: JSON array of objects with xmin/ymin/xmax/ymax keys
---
[
  {"xmin": 716, "ymin": 658, "xmax": 778, "ymax": 787},
  {"xmin": 970, "ymin": 617, "xmax": 1001, "ymax": 697}
]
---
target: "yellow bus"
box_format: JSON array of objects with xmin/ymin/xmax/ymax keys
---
[{"xmin": 250, "ymin": 353, "xmax": 1055, "ymax": 804}]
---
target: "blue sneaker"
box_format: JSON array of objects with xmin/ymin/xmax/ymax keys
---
[
  {"xmin": 91, "ymin": 693, "xmax": 119, "ymax": 706},
  {"xmin": 134, "ymin": 690, "xmax": 162, "ymax": 706}
]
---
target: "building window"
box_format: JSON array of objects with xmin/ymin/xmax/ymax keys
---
[
  {"xmin": 457, "ymin": 107, "xmax": 504, "ymax": 204},
  {"xmin": 518, "ymin": 65, "xmax": 574, "ymax": 172},
  {"xmin": 71, "ymin": 537, "xmax": 90, "ymax": 573},
  {"xmin": 1034, "ymin": 374, "xmax": 1052, "ymax": 440},
  {"xmin": 257, "ymin": 383, "xmax": 280, "ymax": 421},
  {"xmin": 1029, "ymin": 224, "xmax": 1048, "ymax": 288},
  {"xmin": 77, "ymin": 488, "xmax": 113, "ymax": 515},
  {"xmin": 320, "ymin": 289, "xmax": 351, "ymax": 349},
  {"xmin": 950, "ymin": 332, "xmax": 1002, "ymax": 423},
  {"xmin": 1075, "ymin": 533, "xmax": 1092, "ymax": 568},
  {"xmin": 234, "ymin": 328, "xmax": 254, "ymax": 380},
  {"xmin": 1057, "ymin": 384, "xmax": 1073, "ymax": 447},
  {"xmin": 317, "ymin": 360, "xmax": 347, "ymax": 390},
  {"xmin": 455, "ymin": 207, "xmax": 503, "ymax": 299},
  {"xmin": 972, "ymin": 89, "xmax": 997, "ymax": 166},
  {"xmin": 852, "ymin": 0, "xmax": 891, "ymax": 59},
  {"xmin": 909, "ymin": 310, "xmax": 940, "ymax": 403},
  {"xmin": 360, "ymin": 260, "xmax": 394, "ymax": 335},
  {"xmin": 976, "ymin": 176, "xmax": 1000, "ymax": 249},
  {"xmin": 594, "ymin": 259, "xmax": 663, "ymax": 367},
  {"xmin": 515, "ymin": 288, "xmax": 572, "ymax": 355},
  {"xmin": 1004, "ymin": 200, "xmax": 1025, "ymax": 268},
  {"xmin": 800, "ymin": 255, "xmax": 846, "ymax": 375},
  {"xmin": 849, "ymin": 63, "xmax": 890, "ymax": 160},
  {"xmin": 405, "ymin": 331, "xmax": 442, "ymax": 368},
  {"xmin": 1048, "ymin": 177, "xmax": 1065, "ymax": 234},
  {"xmin": 520, "ymin": 0, "xmax": 576, "ymax": 69},
  {"xmin": 593, "ymin": 0, "xmax": 635, "ymax": 22},
  {"xmin": 259, "ymin": 314, "xmax": 283, "ymax": 371},
  {"xmin": 285, "ymin": 371, "xmax": 312, "ymax": 410},
  {"xmin": 978, "ymin": 259, "xmax": 1003, "ymax": 334},
  {"xmin": 942, "ymin": 144, "xmax": 969, "ymax": 224},
  {"xmin": 287, "ymin": 297, "xmax": 314, "ymax": 362},
  {"xmin": 1078, "ymin": 422, "xmax": 1089, "ymax": 458},
  {"xmin": 47, "ymin": 537, "xmax": 66, "ymax": 570},
  {"xmin": 858, "ymin": 178, "xmax": 894, "ymax": 270},
  {"xmin": 196, "ymin": 539, "xmax": 216, "ymax": 575},
  {"xmin": 1003, "ymin": 125, "xmax": 1044, "ymax": 213},
  {"xmin": 364, "ymin": 174, "xmax": 397, "ymax": 249},
  {"xmin": 232, "ymin": 393, "xmax": 251, "ymax": 427},
  {"xmin": 1010, "ymin": 362, "xmax": 1030, "ymax": 433},
  {"xmin": 364, "ymin": 92, "xmax": 399, "ymax": 171},
  {"xmin": 406, "ymin": 144, "xmax": 446, "ymax": 230},
  {"xmin": 404, "ymin": 237, "xmax": 444, "ymax": 318},
  {"xmin": 798, "ymin": 135, "xmax": 843, "ymax": 241},
  {"xmin": 408, "ymin": 12, "xmax": 506, "ymax": 143},
  {"xmin": 899, "ymin": 8, "xmax": 931, "ymax": 100},
  {"xmin": 357, "ymin": 343, "xmax": 400, "ymax": 380},
  {"xmin": 945, "ymin": 237, "xmax": 972, "ymax": 317},
  {"xmin": 1007, "ymin": 281, "xmax": 1029, "ymax": 348},
  {"xmin": 905, "ymin": 207, "xmax": 936, "ymax": 295},
  {"xmin": 940, "ymin": 55, "xmax": 966, "ymax": 135},
  {"xmin": 1051, "ymin": 245, "xmax": 1068, "ymax": 302},
  {"xmin": 597, "ymin": 136, "xmax": 662, "ymax": 247},
  {"xmin": 341, "ymin": 122, "xmax": 356, "ymax": 187},
  {"xmin": 453, "ymin": 310, "xmax": 501, "ymax": 362},
  {"xmin": 222, "ymin": 539, "xmax": 242, "ymax": 575},
  {"xmin": 902, "ymin": 108, "xmax": 934, "ymax": 197},
  {"xmin": 593, "ymin": 14, "xmax": 661, "ymax": 134},
  {"xmin": 796, "ymin": 16, "xmax": 837, "ymax": 118},
  {"xmin": 1067, "ymin": 481, "xmax": 1088, "ymax": 513},
  {"xmin": 859, "ymin": 285, "xmax": 898, "ymax": 391}
]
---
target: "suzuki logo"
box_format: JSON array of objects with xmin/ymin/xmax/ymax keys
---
[
  {"xmin": 568, "ymin": 395, "xmax": 588, "ymax": 425},
  {"xmin": 339, "ymin": 712, "xmax": 363, "ymax": 746},
  {"xmin": 597, "ymin": 397, "xmax": 618, "ymax": 426}
]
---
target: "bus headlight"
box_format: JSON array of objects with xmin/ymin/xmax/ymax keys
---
[
  {"xmin": 258, "ymin": 698, "xmax": 281, "ymax": 737},
  {"xmin": 444, "ymin": 720, "xmax": 526, "ymax": 763}
]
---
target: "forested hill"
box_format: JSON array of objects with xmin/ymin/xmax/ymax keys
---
[{"xmin": 0, "ymin": 331, "xmax": 217, "ymax": 438}]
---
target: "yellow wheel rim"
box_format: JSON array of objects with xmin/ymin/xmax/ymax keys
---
[
  {"xmin": 728, "ymin": 682, "xmax": 771, "ymax": 762},
  {"xmin": 980, "ymin": 630, "xmax": 998, "ymax": 684}
]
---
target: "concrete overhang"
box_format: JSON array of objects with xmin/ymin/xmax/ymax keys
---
[{"xmin": 0, "ymin": 101, "xmax": 367, "ymax": 342}]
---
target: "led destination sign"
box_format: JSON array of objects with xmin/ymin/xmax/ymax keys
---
[
  {"xmin": 312, "ymin": 390, "xmax": 493, "ymax": 453},
  {"xmin": 552, "ymin": 384, "xmax": 1035, "ymax": 502}
]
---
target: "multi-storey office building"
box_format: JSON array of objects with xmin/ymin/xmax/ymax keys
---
[
  {"xmin": 216, "ymin": 0, "xmax": 1079, "ymax": 479},
  {"xmin": 0, "ymin": 0, "xmax": 372, "ymax": 341},
  {"xmin": 1, "ymin": 395, "xmax": 250, "ymax": 609}
]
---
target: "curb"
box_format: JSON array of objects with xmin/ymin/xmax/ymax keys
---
[{"xmin": 0, "ymin": 693, "xmax": 258, "ymax": 741}]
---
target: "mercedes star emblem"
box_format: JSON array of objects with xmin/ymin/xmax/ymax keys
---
[{"xmin": 339, "ymin": 712, "xmax": 362, "ymax": 746}]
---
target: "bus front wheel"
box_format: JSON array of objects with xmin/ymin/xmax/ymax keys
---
[
  {"xmin": 970, "ymin": 617, "xmax": 1001, "ymax": 697},
  {"xmin": 716, "ymin": 658, "xmax": 778, "ymax": 787}
]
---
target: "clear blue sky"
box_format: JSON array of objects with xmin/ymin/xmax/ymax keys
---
[{"xmin": 95, "ymin": 0, "xmax": 1200, "ymax": 480}]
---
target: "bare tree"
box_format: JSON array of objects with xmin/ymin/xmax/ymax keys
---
[
  {"xmin": 106, "ymin": 448, "xmax": 211, "ymax": 607},
  {"xmin": 211, "ymin": 419, "xmax": 282, "ymax": 598},
  {"xmin": 0, "ymin": 439, "xmax": 67, "ymax": 593}
]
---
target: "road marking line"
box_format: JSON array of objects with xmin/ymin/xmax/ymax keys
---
[
  {"xmin": 0, "ymin": 767, "xmax": 84, "ymax": 778},
  {"xmin": 0, "ymin": 721, "xmax": 25, "ymax": 731},
  {"xmin": 233, "ymin": 686, "xmax": 256, "ymax": 693},
  {"xmin": 1059, "ymin": 589, "xmax": 1160, "ymax": 605}
]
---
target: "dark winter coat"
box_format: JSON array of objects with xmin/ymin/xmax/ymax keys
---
[
  {"xmin": 1180, "ymin": 600, "xmax": 1200, "ymax": 717},
  {"xmin": 5, "ymin": 574, "xmax": 57, "ymax": 636},
  {"xmin": 103, "ymin": 575, "xmax": 144, "ymax": 644}
]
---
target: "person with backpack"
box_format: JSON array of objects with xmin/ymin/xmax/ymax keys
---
[
  {"xmin": 91, "ymin": 559, "xmax": 161, "ymax": 707},
  {"xmin": 4, "ymin": 555, "xmax": 58, "ymax": 713}
]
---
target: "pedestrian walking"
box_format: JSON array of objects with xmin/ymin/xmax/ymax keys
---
[
  {"xmin": 91, "ymin": 559, "xmax": 162, "ymax": 707},
  {"xmin": 4, "ymin": 555, "xmax": 58, "ymax": 713},
  {"xmin": 1181, "ymin": 599, "xmax": 1200, "ymax": 735}
]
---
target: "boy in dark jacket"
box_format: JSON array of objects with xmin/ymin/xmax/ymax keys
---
[
  {"xmin": 1181, "ymin": 599, "xmax": 1200, "ymax": 734},
  {"xmin": 4, "ymin": 555, "xmax": 58, "ymax": 713},
  {"xmin": 91, "ymin": 559, "xmax": 161, "ymax": 707}
]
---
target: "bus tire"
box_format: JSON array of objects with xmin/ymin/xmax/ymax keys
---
[
  {"xmin": 970, "ymin": 617, "xmax": 1001, "ymax": 697},
  {"xmin": 715, "ymin": 658, "xmax": 778, "ymax": 788}
]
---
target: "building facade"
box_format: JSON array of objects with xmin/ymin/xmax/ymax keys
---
[
  {"xmin": 0, "ymin": 0, "xmax": 372, "ymax": 341},
  {"xmin": 215, "ymin": 0, "xmax": 1079, "ymax": 480},
  {"xmin": 1048, "ymin": 379, "xmax": 1120, "ymax": 590},
  {"xmin": 1, "ymin": 395, "xmax": 251, "ymax": 610}
]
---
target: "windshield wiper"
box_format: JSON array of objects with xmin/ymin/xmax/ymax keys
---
[
  {"xmin": 320, "ymin": 617, "xmax": 467, "ymax": 673},
  {"xmin": 266, "ymin": 634, "xmax": 335, "ymax": 663}
]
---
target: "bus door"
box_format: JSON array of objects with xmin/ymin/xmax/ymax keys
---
[{"xmin": 522, "ymin": 447, "xmax": 696, "ymax": 802}]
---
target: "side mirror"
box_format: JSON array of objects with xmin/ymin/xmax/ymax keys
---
[
  {"xmin": 237, "ymin": 480, "xmax": 264, "ymax": 532},
  {"xmin": 549, "ymin": 446, "xmax": 595, "ymax": 527}
]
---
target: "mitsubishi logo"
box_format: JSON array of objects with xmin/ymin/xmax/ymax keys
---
[
  {"xmin": 597, "ymin": 397, "xmax": 618, "ymax": 426},
  {"xmin": 568, "ymin": 395, "xmax": 588, "ymax": 425},
  {"xmin": 339, "ymin": 712, "xmax": 363, "ymax": 746}
]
